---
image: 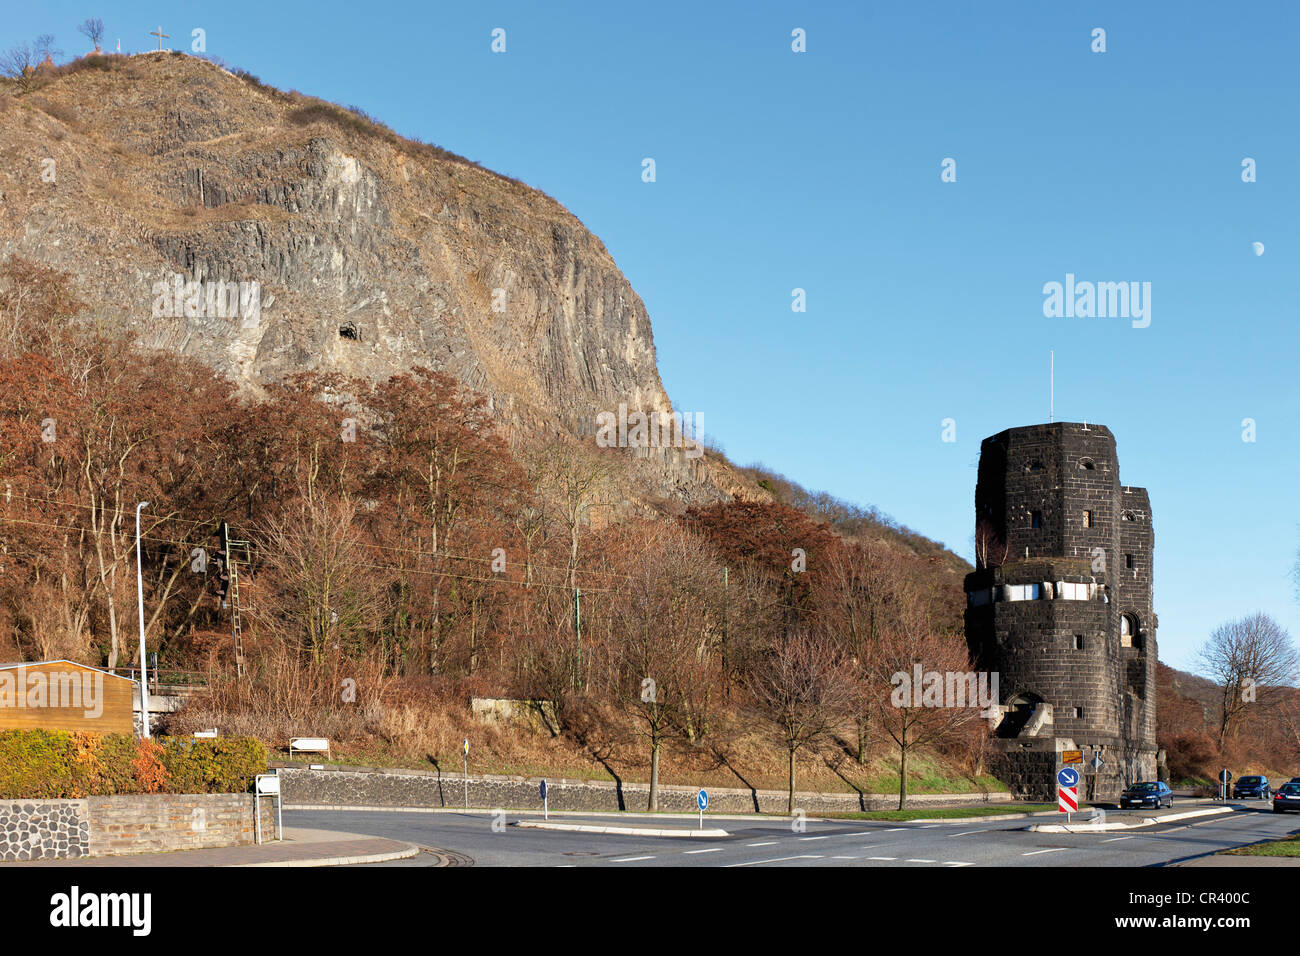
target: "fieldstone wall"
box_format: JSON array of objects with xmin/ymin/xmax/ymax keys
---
[
  {"xmin": 0, "ymin": 800, "xmax": 89, "ymax": 861},
  {"xmin": 0, "ymin": 793, "xmax": 276, "ymax": 861},
  {"xmin": 277, "ymin": 766, "xmax": 1008, "ymax": 815}
]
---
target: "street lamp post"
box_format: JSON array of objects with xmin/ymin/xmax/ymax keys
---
[{"xmin": 135, "ymin": 501, "xmax": 150, "ymax": 738}]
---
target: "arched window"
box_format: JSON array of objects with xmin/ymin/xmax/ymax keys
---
[
  {"xmin": 1079, "ymin": 458, "xmax": 1096, "ymax": 471},
  {"xmin": 1121, "ymin": 613, "xmax": 1141, "ymax": 649}
]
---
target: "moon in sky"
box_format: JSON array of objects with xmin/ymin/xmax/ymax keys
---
[{"xmin": 1253, "ymin": 241, "xmax": 1266, "ymax": 256}]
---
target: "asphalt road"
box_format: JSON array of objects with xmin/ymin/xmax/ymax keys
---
[{"xmin": 286, "ymin": 801, "xmax": 1300, "ymax": 867}]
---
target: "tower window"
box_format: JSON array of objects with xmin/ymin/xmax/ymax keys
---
[
  {"xmin": 1079, "ymin": 458, "xmax": 1095, "ymax": 471},
  {"xmin": 1073, "ymin": 635, "xmax": 1084, "ymax": 650},
  {"xmin": 1065, "ymin": 706, "xmax": 1082, "ymax": 719},
  {"xmin": 1031, "ymin": 511, "xmax": 1042, "ymax": 529},
  {"xmin": 1083, "ymin": 510, "xmax": 1094, "ymax": 528},
  {"xmin": 1125, "ymin": 553, "xmax": 1134, "ymax": 569},
  {"xmin": 1121, "ymin": 613, "xmax": 1140, "ymax": 648}
]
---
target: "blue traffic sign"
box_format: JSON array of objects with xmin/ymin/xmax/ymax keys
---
[
  {"xmin": 1057, "ymin": 767, "xmax": 1079, "ymax": 788},
  {"xmin": 540, "ymin": 779, "xmax": 547, "ymax": 800},
  {"xmin": 697, "ymin": 789, "xmax": 708, "ymax": 811}
]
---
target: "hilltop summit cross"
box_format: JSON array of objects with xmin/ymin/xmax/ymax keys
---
[{"xmin": 150, "ymin": 26, "xmax": 169, "ymax": 51}]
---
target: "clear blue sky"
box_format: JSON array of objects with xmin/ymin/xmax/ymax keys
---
[{"xmin": 10, "ymin": 1, "xmax": 1299, "ymax": 671}]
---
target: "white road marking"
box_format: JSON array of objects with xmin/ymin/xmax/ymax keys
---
[
  {"xmin": 800, "ymin": 836, "xmax": 828, "ymax": 841},
  {"xmin": 684, "ymin": 847, "xmax": 722, "ymax": 854},
  {"xmin": 831, "ymin": 855, "xmax": 857, "ymax": 860},
  {"xmin": 953, "ymin": 829, "xmax": 990, "ymax": 836},
  {"xmin": 611, "ymin": 855, "xmax": 655, "ymax": 862},
  {"xmin": 918, "ymin": 824, "xmax": 940, "ymax": 829},
  {"xmin": 1022, "ymin": 847, "xmax": 1069, "ymax": 856},
  {"xmin": 1101, "ymin": 836, "xmax": 1134, "ymax": 843},
  {"xmin": 882, "ymin": 827, "xmax": 907, "ymax": 832},
  {"xmin": 724, "ymin": 854, "xmax": 823, "ymax": 868},
  {"xmin": 867, "ymin": 856, "xmax": 897, "ymax": 861},
  {"xmin": 746, "ymin": 841, "xmax": 778, "ymax": 847},
  {"xmin": 905, "ymin": 858, "xmax": 936, "ymax": 863},
  {"xmin": 943, "ymin": 861, "xmax": 972, "ymax": 867}
]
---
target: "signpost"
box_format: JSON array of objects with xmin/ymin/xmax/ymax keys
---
[
  {"xmin": 254, "ymin": 772, "xmax": 282, "ymax": 845},
  {"xmin": 463, "ymin": 738, "xmax": 470, "ymax": 809},
  {"xmin": 696, "ymin": 789, "xmax": 708, "ymax": 830},
  {"xmin": 540, "ymin": 779, "xmax": 548, "ymax": 820},
  {"xmin": 1219, "ymin": 769, "xmax": 1232, "ymax": 802},
  {"xmin": 1057, "ymin": 767, "xmax": 1079, "ymax": 822}
]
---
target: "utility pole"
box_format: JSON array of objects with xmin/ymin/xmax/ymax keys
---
[
  {"xmin": 135, "ymin": 502, "xmax": 150, "ymax": 738},
  {"xmin": 722, "ymin": 566, "xmax": 730, "ymax": 700},
  {"xmin": 572, "ymin": 586, "xmax": 582, "ymax": 691}
]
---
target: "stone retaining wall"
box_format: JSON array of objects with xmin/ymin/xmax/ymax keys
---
[
  {"xmin": 0, "ymin": 793, "xmax": 276, "ymax": 861},
  {"xmin": 276, "ymin": 765, "xmax": 1009, "ymax": 815},
  {"xmin": 88, "ymin": 794, "xmax": 276, "ymax": 856},
  {"xmin": 0, "ymin": 800, "xmax": 89, "ymax": 861}
]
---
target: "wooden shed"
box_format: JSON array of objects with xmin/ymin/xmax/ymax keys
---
[{"xmin": 0, "ymin": 660, "xmax": 137, "ymax": 735}]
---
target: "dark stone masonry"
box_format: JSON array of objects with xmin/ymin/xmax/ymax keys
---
[
  {"xmin": 0, "ymin": 801, "xmax": 89, "ymax": 861},
  {"xmin": 964, "ymin": 423, "xmax": 1157, "ymax": 800},
  {"xmin": 275, "ymin": 766, "xmax": 1006, "ymax": 815}
]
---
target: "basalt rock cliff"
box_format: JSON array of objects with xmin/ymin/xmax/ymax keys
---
[{"xmin": 0, "ymin": 51, "xmax": 736, "ymax": 504}]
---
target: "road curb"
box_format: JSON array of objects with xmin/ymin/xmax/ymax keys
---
[
  {"xmin": 287, "ymin": 804, "xmax": 814, "ymax": 822},
  {"xmin": 513, "ymin": 821, "xmax": 730, "ymax": 838},
  {"xmin": 1028, "ymin": 806, "xmax": 1233, "ymax": 833},
  {"xmin": 231, "ymin": 843, "xmax": 420, "ymax": 867},
  {"xmin": 286, "ymin": 804, "xmax": 1041, "ymax": 823}
]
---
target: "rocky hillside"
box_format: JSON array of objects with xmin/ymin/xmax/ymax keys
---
[
  {"xmin": 0, "ymin": 54, "xmax": 669, "ymax": 430},
  {"xmin": 0, "ymin": 51, "xmax": 968, "ymax": 562}
]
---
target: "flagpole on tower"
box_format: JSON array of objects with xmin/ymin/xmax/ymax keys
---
[{"xmin": 1050, "ymin": 350, "xmax": 1054, "ymax": 424}]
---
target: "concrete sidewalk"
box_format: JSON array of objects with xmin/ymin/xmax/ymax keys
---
[{"xmin": 6, "ymin": 827, "xmax": 422, "ymax": 867}]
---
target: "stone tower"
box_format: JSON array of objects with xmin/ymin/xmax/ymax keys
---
[{"xmin": 963, "ymin": 422, "xmax": 1157, "ymax": 798}]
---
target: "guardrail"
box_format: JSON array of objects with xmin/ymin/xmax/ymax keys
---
[{"xmin": 107, "ymin": 667, "xmax": 211, "ymax": 695}]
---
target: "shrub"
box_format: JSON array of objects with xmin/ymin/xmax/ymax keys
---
[
  {"xmin": 0, "ymin": 729, "xmax": 76, "ymax": 798},
  {"xmin": 133, "ymin": 738, "xmax": 170, "ymax": 793},
  {"xmin": 0, "ymin": 730, "xmax": 266, "ymax": 798},
  {"xmin": 161, "ymin": 736, "xmax": 267, "ymax": 793}
]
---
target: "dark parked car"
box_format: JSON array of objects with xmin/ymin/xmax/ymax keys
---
[
  {"xmin": 1120, "ymin": 781, "xmax": 1173, "ymax": 809},
  {"xmin": 1273, "ymin": 782, "xmax": 1300, "ymax": 813},
  {"xmin": 1232, "ymin": 775, "xmax": 1270, "ymax": 799}
]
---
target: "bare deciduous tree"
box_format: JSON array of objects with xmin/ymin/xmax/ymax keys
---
[
  {"xmin": 33, "ymin": 35, "xmax": 61, "ymax": 65},
  {"xmin": 0, "ymin": 43, "xmax": 36, "ymax": 91},
  {"xmin": 605, "ymin": 524, "xmax": 722, "ymax": 810},
  {"xmin": 254, "ymin": 496, "xmax": 386, "ymax": 665},
  {"xmin": 78, "ymin": 19, "xmax": 105, "ymax": 51},
  {"xmin": 746, "ymin": 629, "xmax": 853, "ymax": 813},
  {"xmin": 974, "ymin": 518, "xmax": 1008, "ymax": 571},
  {"xmin": 871, "ymin": 623, "xmax": 984, "ymax": 810},
  {"xmin": 1199, "ymin": 612, "xmax": 1299, "ymax": 749}
]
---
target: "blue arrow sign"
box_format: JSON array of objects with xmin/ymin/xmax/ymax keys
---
[
  {"xmin": 697, "ymin": 789, "xmax": 708, "ymax": 811},
  {"xmin": 540, "ymin": 779, "xmax": 547, "ymax": 800},
  {"xmin": 1057, "ymin": 767, "xmax": 1079, "ymax": 788}
]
